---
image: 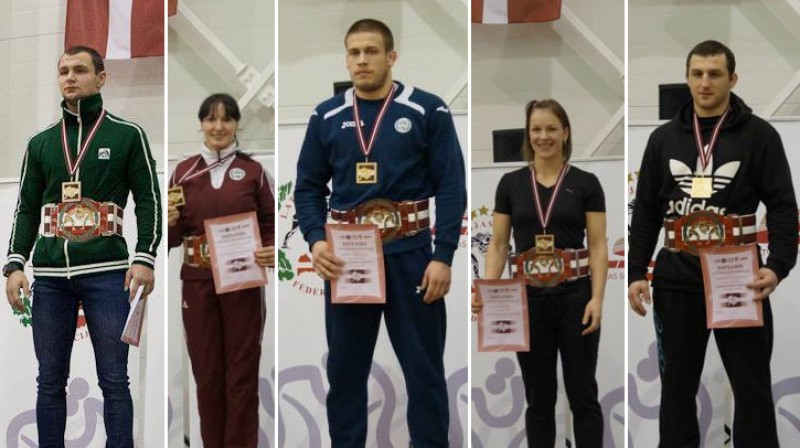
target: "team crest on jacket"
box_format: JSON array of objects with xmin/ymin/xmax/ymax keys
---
[
  {"xmin": 394, "ymin": 117, "xmax": 412, "ymax": 134},
  {"xmin": 229, "ymin": 168, "xmax": 246, "ymax": 181},
  {"xmin": 98, "ymin": 148, "xmax": 111, "ymax": 160}
]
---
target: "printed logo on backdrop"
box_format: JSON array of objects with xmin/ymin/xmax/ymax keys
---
[
  {"xmin": 471, "ymin": 357, "xmax": 625, "ymax": 447},
  {"xmin": 10, "ymin": 288, "xmax": 89, "ymax": 342},
  {"xmin": 277, "ymin": 181, "xmax": 324, "ymax": 297},
  {"xmin": 6, "ymin": 377, "xmax": 103, "ymax": 447},
  {"xmin": 278, "ymin": 355, "xmax": 468, "ymax": 447}
]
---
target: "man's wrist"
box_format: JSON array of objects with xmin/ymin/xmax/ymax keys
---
[{"xmin": 3, "ymin": 262, "xmax": 24, "ymax": 278}]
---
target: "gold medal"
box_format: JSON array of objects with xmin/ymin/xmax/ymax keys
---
[
  {"xmin": 356, "ymin": 162, "xmax": 378, "ymax": 184},
  {"xmin": 168, "ymin": 186, "xmax": 186, "ymax": 207},
  {"xmin": 691, "ymin": 177, "xmax": 713, "ymax": 198},
  {"xmin": 61, "ymin": 181, "xmax": 82, "ymax": 203},
  {"xmin": 535, "ymin": 234, "xmax": 555, "ymax": 254}
]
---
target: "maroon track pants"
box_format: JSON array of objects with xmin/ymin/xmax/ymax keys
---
[{"xmin": 182, "ymin": 279, "xmax": 265, "ymax": 448}]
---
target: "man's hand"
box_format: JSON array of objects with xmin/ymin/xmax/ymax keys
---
[
  {"xmin": 628, "ymin": 279, "xmax": 651, "ymax": 317},
  {"xmin": 125, "ymin": 264, "xmax": 155, "ymax": 302},
  {"xmin": 581, "ymin": 297, "xmax": 603, "ymax": 335},
  {"xmin": 254, "ymin": 246, "xmax": 275, "ymax": 268},
  {"xmin": 420, "ymin": 260, "xmax": 451, "ymax": 304},
  {"xmin": 311, "ymin": 241, "xmax": 344, "ymax": 280},
  {"xmin": 5, "ymin": 270, "xmax": 30, "ymax": 313},
  {"xmin": 747, "ymin": 267, "xmax": 779, "ymax": 301},
  {"xmin": 167, "ymin": 204, "xmax": 180, "ymax": 227}
]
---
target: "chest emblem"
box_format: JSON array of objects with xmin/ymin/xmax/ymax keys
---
[
  {"xmin": 229, "ymin": 168, "xmax": 246, "ymax": 181},
  {"xmin": 670, "ymin": 158, "xmax": 739, "ymax": 198},
  {"xmin": 98, "ymin": 148, "xmax": 111, "ymax": 160},
  {"xmin": 394, "ymin": 117, "xmax": 412, "ymax": 134}
]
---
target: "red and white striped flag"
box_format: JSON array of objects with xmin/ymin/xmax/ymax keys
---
[
  {"xmin": 472, "ymin": 0, "xmax": 562, "ymax": 24},
  {"xmin": 65, "ymin": 0, "xmax": 164, "ymax": 60}
]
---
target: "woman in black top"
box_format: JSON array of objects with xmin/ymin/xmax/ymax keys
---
[{"xmin": 474, "ymin": 99, "xmax": 608, "ymax": 447}]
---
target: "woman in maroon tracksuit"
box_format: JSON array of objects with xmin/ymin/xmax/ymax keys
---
[{"xmin": 168, "ymin": 93, "xmax": 275, "ymax": 448}]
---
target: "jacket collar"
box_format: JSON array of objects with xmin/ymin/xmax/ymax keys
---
[
  {"xmin": 61, "ymin": 93, "xmax": 104, "ymax": 123},
  {"xmin": 200, "ymin": 143, "xmax": 237, "ymax": 165}
]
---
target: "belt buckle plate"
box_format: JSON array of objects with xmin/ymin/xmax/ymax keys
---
[
  {"xmin": 681, "ymin": 211, "xmax": 726, "ymax": 254},
  {"xmin": 519, "ymin": 248, "xmax": 565, "ymax": 288},
  {"xmin": 354, "ymin": 199, "xmax": 401, "ymax": 243},
  {"xmin": 57, "ymin": 199, "xmax": 101, "ymax": 242}
]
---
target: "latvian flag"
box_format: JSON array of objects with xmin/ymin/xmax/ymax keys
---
[
  {"xmin": 65, "ymin": 0, "xmax": 164, "ymax": 59},
  {"xmin": 472, "ymin": 0, "xmax": 562, "ymax": 24}
]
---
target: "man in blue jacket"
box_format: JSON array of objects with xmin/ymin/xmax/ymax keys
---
[{"xmin": 295, "ymin": 18, "xmax": 466, "ymax": 448}]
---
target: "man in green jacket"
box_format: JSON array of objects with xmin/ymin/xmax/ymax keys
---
[{"xmin": 3, "ymin": 46, "xmax": 161, "ymax": 447}]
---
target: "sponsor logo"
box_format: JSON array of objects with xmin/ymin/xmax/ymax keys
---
[
  {"xmin": 341, "ymin": 120, "xmax": 364, "ymax": 130},
  {"xmin": 98, "ymin": 147, "xmax": 111, "ymax": 159},
  {"xmin": 666, "ymin": 158, "xmax": 739, "ymax": 215},
  {"xmin": 394, "ymin": 117, "xmax": 412, "ymax": 133},
  {"xmin": 229, "ymin": 168, "xmax": 246, "ymax": 181}
]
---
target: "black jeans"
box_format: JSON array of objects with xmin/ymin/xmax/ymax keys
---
[
  {"xmin": 653, "ymin": 288, "xmax": 778, "ymax": 448},
  {"xmin": 516, "ymin": 280, "xmax": 603, "ymax": 447}
]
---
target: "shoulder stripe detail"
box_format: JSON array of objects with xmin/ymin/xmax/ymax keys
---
[
  {"xmin": 106, "ymin": 115, "xmax": 160, "ymax": 253},
  {"xmin": 323, "ymin": 88, "xmax": 354, "ymax": 120},
  {"xmin": 394, "ymin": 85, "xmax": 425, "ymax": 115}
]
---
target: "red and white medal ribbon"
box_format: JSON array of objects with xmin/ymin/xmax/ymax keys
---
[
  {"xmin": 61, "ymin": 109, "xmax": 107, "ymax": 178},
  {"xmin": 175, "ymin": 151, "xmax": 237, "ymax": 185},
  {"xmin": 530, "ymin": 163, "xmax": 570, "ymax": 233},
  {"xmin": 692, "ymin": 106, "xmax": 730, "ymax": 174},
  {"xmin": 352, "ymin": 84, "xmax": 395, "ymax": 160}
]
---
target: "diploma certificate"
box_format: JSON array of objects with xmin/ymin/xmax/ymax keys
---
[
  {"xmin": 204, "ymin": 212, "xmax": 268, "ymax": 294},
  {"xmin": 475, "ymin": 278, "xmax": 529, "ymax": 352},
  {"xmin": 326, "ymin": 223, "xmax": 386, "ymax": 304},
  {"xmin": 699, "ymin": 244, "xmax": 763, "ymax": 329},
  {"xmin": 121, "ymin": 285, "xmax": 146, "ymax": 347}
]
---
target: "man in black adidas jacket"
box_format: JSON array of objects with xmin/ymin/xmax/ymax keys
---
[{"xmin": 628, "ymin": 40, "xmax": 797, "ymax": 447}]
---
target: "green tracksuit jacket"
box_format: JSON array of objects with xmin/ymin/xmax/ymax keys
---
[{"xmin": 6, "ymin": 93, "xmax": 161, "ymax": 277}]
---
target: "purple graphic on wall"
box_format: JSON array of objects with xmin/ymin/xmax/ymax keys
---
[{"xmin": 6, "ymin": 378, "xmax": 103, "ymax": 447}]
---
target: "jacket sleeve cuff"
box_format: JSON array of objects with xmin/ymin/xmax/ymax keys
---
[
  {"xmin": 132, "ymin": 252, "xmax": 156, "ymax": 270},
  {"xmin": 305, "ymin": 229, "xmax": 327, "ymax": 252},
  {"xmin": 6, "ymin": 253, "xmax": 27, "ymax": 266},
  {"xmin": 432, "ymin": 242, "xmax": 457, "ymax": 267},
  {"xmin": 764, "ymin": 260, "xmax": 789, "ymax": 282}
]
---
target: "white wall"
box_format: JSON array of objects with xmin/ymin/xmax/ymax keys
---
[
  {"xmin": 629, "ymin": 0, "xmax": 800, "ymax": 120},
  {"xmin": 278, "ymin": 0, "xmax": 468, "ymax": 124},
  {"xmin": 471, "ymin": 0, "xmax": 624, "ymax": 164},
  {"xmin": 0, "ymin": 0, "xmax": 165, "ymax": 180},
  {"xmin": 168, "ymin": 0, "xmax": 275, "ymax": 156}
]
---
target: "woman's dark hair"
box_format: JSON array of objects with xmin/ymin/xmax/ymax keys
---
[
  {"xmin": 521, "ymin": 99, "xmax": 572, "ymax": 162},
  {"xmin": 198, "ymin": 93, "xmax": 241, "ymax": 147},
  {"xmin": 198, "ymin": 93, "xmax": 241, "ymax": 121}
]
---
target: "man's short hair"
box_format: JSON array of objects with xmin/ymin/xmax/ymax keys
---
[
  {"xmin": 345, "ymin": 18, "xmax": 394, "ymax": 52},
  {"xmin": 686, "ymin": 40, "xmax": 736, "ymax": 76},
  {"xmin": 63, "ymin": 46, "xmax": 105, "ymax": 74}
]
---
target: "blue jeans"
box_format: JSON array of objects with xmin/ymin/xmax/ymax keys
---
[{"xmin": 32, "ymin": 270, "xmax": 133, "ymax": 448}]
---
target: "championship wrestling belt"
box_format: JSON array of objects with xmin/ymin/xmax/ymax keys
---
[
  {"xmin": 183, "ymin": 235, "xmax": 211, "ymax": 268},
  {"xmin": 663, "ymin": 211, "xmax": 757, "ymax": 256},
  {"xmin": 330, "ymin": 198, "xmax": 430, "ymax": 244},
  {"xmin": 509, "ymin": 247, "xmax": 590, "ymax": 288},
  {"xmin": 41, "ymin": 199, "xmax": 123, "ymax": 242}
]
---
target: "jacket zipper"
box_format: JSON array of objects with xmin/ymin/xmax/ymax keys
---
[{"xmin": 64, "ymin": 98, "xmax": 84, "ymax": 279}]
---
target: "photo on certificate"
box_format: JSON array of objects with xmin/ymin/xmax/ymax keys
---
[
  {"xmin": 326, "ymin": 223, "xmax": 386, "ymax": 304},
  {"xmin": 699, "ymin": 244, "xmax": 763, "ymax": 329},
  {"xmin": 204, "ymin": 211, "xmax": 268, "ymax": 294},
  {"xmin": 475, "ymin": 278, "xmax": 529, "ymax": 352}
]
